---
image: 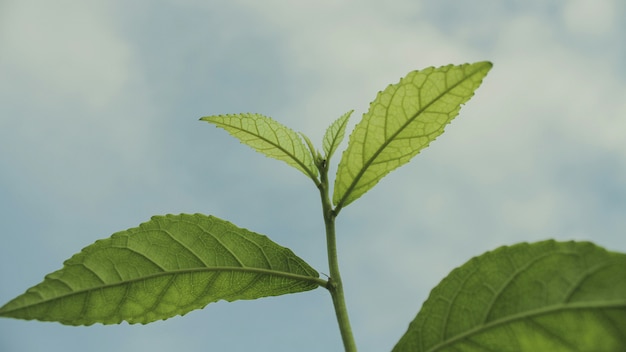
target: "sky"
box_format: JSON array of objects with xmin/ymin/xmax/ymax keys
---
[{"xmin": 1, "ymin": 0, "xmax": 625, "ymax": 351}]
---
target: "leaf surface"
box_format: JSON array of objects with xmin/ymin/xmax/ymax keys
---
[
  {"xmin": 333, "ymin": 62, "xmax": 492, "ymax": 208},
  {"xmin": 201, "ymin": 114, "xmax": 318, "ymax": 181},
  {"xmin": 393, "ymin": 240, "xmax": 626, "ymax": 352},
  {"xmin": 300, "ymin": 132, "xmax": 321, "ymax": 167},
  {"xmin": 323, "ymin": 110, "xmax": 353, "ymax": 161},
  {"xmin": 0, "ymin": 214, "xmax": 322, "ymax": 325}
]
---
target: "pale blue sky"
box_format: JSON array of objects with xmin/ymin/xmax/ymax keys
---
[{"xmin": 1, "ymin": 1, "xmax": 625, "ymax": 351}]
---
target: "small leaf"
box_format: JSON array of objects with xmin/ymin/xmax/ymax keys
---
[
  {"xmin": 333, "ymin": 62, "xmax": 492, "ymax": 208},
  {"xmin": 201, "ymin": 113, "xmax": 318, "ymax": 181},
  {"xmin": 322, "ymin": 110, "xmax": 353, "ymax": 161},
  {"xmin": 393, "ymin": 240, "xmax": 626, "ymax": 352},
  {"xmin": 0, "ymin": 214, "xmax": 323, "ymax": 325},
  {"xmin": 300, "ymin": 132, "xmax": 321, "ymax": 167}
]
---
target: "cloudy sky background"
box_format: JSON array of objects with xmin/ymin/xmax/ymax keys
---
[{"xmin": 1, "ymin": 0, "xmax": 625, "ymax": 351}]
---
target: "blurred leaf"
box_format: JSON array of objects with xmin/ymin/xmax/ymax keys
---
[
  {"xmin": 201, "ymin": 113, "xmax": 318, "ymax": 181},
  {"xmin": 0, "ymin": 214, "xmax": 322, "ymax": 325},
  {"xmin": 393, "ymin": 240, "xmax": 626, "ymax": 351},
  {"xmin": 300, "ymin": 131, "xmax": 322, "ymax": 167},
  {"xmin": 323, "ymin": 110, "xmax": 353, "ymax": 162},
  {"xmin": 333, "ymin": 62, "xmax": 492, "ymax": 209}
]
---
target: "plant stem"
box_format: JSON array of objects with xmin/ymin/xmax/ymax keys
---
[{"xmin": 318, "ymin": 162, "xmax": 357, "ymax": 352}]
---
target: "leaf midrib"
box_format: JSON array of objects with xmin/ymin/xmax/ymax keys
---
[
  {"xmin": 0, "ymin": 266, "xmax": 327, "ymax": 314},
  {"xmin": 324, "ymin": 111, "xmax": 352, "ymax": 161},
  {"xmin": 207, "ymin": 117, "xmax": 319, "ymax": 183}
]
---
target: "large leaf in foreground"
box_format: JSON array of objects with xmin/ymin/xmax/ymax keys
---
[
  {"xmin": 201, "ymin": 113, "xmax": 318, "ymax": 181},
  {"xmin": 0, "ymin": 214, "xmax": 322, "ymax": 325},
  {"xmin": 393, "ymin": 240, "xmax": 626, "ymax": 352},
  {"xmin": 333, "ymin": 62, "xmax": 492, "ymax": 209}
]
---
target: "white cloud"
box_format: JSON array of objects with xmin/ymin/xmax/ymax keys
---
[
  {"xmin": 562, "ymin": 0, "xmax": 616, "ymax": 36},
  {"xmin": 221, "ymin": 1, "xmax": 472, "ymax": 138},
  {"xmin": 0, "ymin": 1, "xmax": 132, "ymax": 108},
  {"xmin": 0, "ymin": 1, "xmax": 164, "ymax": 207}
]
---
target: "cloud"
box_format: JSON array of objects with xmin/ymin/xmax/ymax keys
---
[
  {"xmin": 0, "ymin": 1, "xmax": 132, "ymax": 108},
  {"xmin": 562, "ymin": 0, "xmax": 617, "ymax": 36},
  {"xmin": 0, "ymin": 1, "xmax": 166, "ymax": 210},
  {"xmin": 216, "ymin": 1, "xmax": 472, "ymax": 138}
]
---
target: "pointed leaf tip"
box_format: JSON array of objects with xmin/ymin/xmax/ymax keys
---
[
  {"xmin": 333, "ymin": 61, "xmax": 492, "ymax": 208},
  {"xmin": 323, "ymin": 110, "xmax": 353, "ymax": 162},
  {"xmin": 0, "ymin": 214, "xmax": 321, "ymax": 325},
  {"xmin": 201, "ymin": 113, "xmax": 318, "ymax": 181}
]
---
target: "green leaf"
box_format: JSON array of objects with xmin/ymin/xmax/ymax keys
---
[
  {"xmin": 300, "ymin": 131, "xmax": 322, "ymax": 167},
  {"xmin": 322, "ymin": 110, "xmax": 353, "ymax": 162},
  {"xmin": 0, "ymin": 214, "xmax": 323, "ymax": 326},
  {"xmin": 200, "ymin": 113, "xmax": 318, "ymax": 181},
  {"xmin": 333, "ymin": 62, "xmax": 492, "ymax": 208},
  {"xmin": 393, "ymin": 240, "xmax": 626, "ymax": 352}
]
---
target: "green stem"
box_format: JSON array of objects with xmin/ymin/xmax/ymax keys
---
[{"xmin": 318, "ymin": 161, "xmax": 357, "ymax": 352}]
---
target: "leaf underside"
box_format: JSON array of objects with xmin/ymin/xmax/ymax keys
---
[
  {"xmin": 200, "ymin": 113, "xmax": 318, "ymax": 180},
  {"xmin": 333, "ymin": 61, "xmax": 492, "ymax": 208},
  {"xmin": 0, "ymin": 214, "xmax": 320, "ymax": 325},
  {"xmin": 393, "ymin": 240, "xmax": 626, "ymax": 352},
  {"xmin": 323, "ymin": 110, "xmax": 353, "ymax": 162}
]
